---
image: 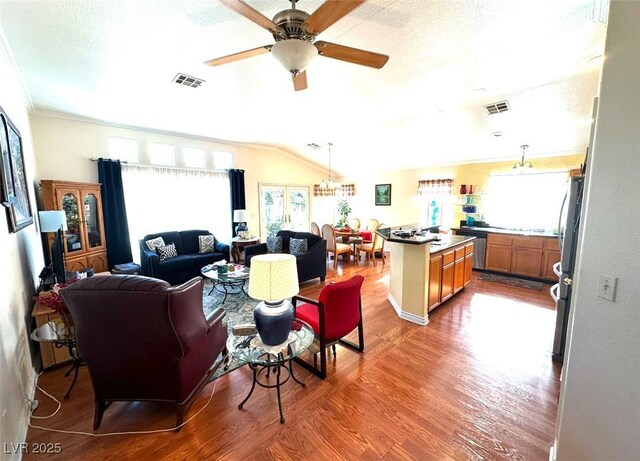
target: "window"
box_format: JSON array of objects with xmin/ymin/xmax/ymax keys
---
[
  {"xmin": 182, "ymin": 146, "xmax": 206, "ymax": 168},
  {"xmin": 148, "ymin": 142, "xmax": 175, "ymax": 166},
  {"xmin": 483, "ymin": 171, "xmax": 568, "ymax": 231},
  {"xmin": 107, "ymin": 137, "xmax": 138, "ymax": 163},
  {"xmin": 213, "ymin": 151, "xmax": 233, "ymax": 170},
  {"xmin": 121, "ymin": 164, "xmax": 231, "ymax": 263}
]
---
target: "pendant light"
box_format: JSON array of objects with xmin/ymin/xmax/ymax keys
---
[{"xmin": 513, "ymin": 145, "xmax": 533, "ymax": 170}]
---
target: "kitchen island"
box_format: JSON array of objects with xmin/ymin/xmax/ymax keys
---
[{"xmin": 377, "ymin": 226, "xmax": 475, "ymax": 325}]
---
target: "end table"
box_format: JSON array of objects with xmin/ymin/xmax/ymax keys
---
[{"xmin": 231, "ymin": 237, "xmax": 259, "ymax": 263}]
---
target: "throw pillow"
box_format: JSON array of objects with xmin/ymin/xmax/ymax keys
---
[
  {"xmin": 198, "ymin": 234, "xmax": 215, "ymax": 253},
  {"xmin": 156, "ymin": 243, "xmax": 178, "ymax": 261},
  {"xmin": 145, "ymin": 236, "xmax": 165, "ymax": 252},
  {"xmin": 289, "ymin": 238, "xmax": 308, "ymax": 255},
  {"xmin": 266, "ymin": 235, "xmax": 283, "ymax": 253}
]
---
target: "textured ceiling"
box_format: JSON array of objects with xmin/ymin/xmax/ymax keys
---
[{"xmin": 0, "ymin": 0, "xmax": 606, "ymax": 174}]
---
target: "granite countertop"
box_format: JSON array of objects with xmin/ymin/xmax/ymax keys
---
[
  {"xmin": 428, "ymin": 235, "xmax": 476, "ymax": 254},
  {"xmin": 376, "ymin": 225, "xmax": 440, "ymax": 245},
  {"xmin": 454, "ymin": 226, "xmax": 558, "ymax": 238}
]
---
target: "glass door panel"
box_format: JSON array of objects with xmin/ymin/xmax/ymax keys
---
[
  {"xmin": 83, "ymin": 193, "xmax": 103, "ymax": 248},
  {"xmin": 61, "ymin": 192, "xmax": 83, "ymax": 253},
  {"xmin": 260, "ymin": 185, "xmax": 285, "ymax": 238},
  {"xmin": 288, "ymin": 187, "xmax": 309, "ymax": 232}
]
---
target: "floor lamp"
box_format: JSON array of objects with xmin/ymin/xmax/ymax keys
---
[{"xmin": 39, "ymin": 210, "xmax": 68, "ymax": 284}]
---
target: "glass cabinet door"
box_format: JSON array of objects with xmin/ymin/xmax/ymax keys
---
[
  {"xmin": 83, "ymin": 193, "xmax": 103, "ymax": 248},
  {"xmin": 60, "ymin": 191, "xmax": 83, "ymax": 253}
]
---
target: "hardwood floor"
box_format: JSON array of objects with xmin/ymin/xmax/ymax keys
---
[{"xmin": 25, "ymin": 255, "xmax": 560, "ymax": 460}]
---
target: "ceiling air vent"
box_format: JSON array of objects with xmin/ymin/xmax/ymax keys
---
[
  {"xmin": 484, "ymin": 100, "xmax": 510, "ymax": 115},
  {"xmin": 172, "ymin": 73, "xmax": 204, "ymax": 88}
]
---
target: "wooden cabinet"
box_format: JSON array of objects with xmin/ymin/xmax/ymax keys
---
[
  {"xmin": 440, "ymin": 249, "xmax": 455, "ymax": 304},
  {"xmin": 453, "ymin": 251, "xmax": 465, "ymax": 294},
  {"xmin": 32, "ymin": 302, "xmax": 72, "ymax": 368},
  {"xmin": 40, "ymin": 180, "xmax": 109, "ymax": 273},
  {"xmin": 464, "ymin": 253, "xmax": 473, "ymax": 286},
  {"xmin": 428, "ymin": 254, "xmax": 442, "ymax": 312},
  {"xmin": 542, "ymin": 238, "xmax": 561, "ymax": 281},
  {"xmin": 486, "ymin": 234, "xmax": 512, "ymax": 272}
]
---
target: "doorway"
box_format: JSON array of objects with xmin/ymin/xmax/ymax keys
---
[{"xmin": 258, "ymin": 184, "xmax": 310, "ymax": 238}]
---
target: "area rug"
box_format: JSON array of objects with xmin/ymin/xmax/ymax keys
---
[
  {"xmin": 478, "ymin": 272, "xmax": 546, "ymax": 291},
  {"xmin": 201, "ymin": 279, "xmax": 256, "ymax": 379}
]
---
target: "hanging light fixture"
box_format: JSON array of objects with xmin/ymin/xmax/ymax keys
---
[
  {"xmin": 309, "ymin": 142, "xmax": 341, "ymax": 190},
  {"xmin": 513, "ymin": 144, "xmax": 533, "ymax": 170}
]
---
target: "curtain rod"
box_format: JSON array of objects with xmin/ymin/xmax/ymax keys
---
[{"xmin": 90, "ymin": 157, "xmax": 233, "ymax": 174}]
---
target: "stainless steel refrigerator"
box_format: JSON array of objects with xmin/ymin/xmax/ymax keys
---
[{"xmin": 550, "ymin": 176, "xmax": 584, "ymax": 362}]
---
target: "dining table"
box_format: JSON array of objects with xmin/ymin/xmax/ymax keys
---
[{"xmin": 333, "ymin": 229, "xmax": 374, "ymax": 262}]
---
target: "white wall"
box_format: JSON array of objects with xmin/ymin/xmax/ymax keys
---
[
  {"xmin": 30, "ymin": 114, "xmax": 326, "ymax": 240},
  {"xmin": 0, "ymin": 36, "xmax": 42, "ymax": 459},
  {"xmin": 554, "ymin": 1, "xmax": 640, "ymax": 459}
]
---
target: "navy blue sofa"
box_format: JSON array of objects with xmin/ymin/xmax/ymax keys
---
[{"xmin": 139, "ymin": 230, "xmax": 229, "ymax": 285}]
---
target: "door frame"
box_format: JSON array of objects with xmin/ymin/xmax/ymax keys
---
[{"xmin": 258, "ymin": 183, "xmax": 311, "ymax": 239}]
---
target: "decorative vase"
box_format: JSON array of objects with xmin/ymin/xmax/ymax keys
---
[
  {"xmin": 254, "ymin": 300, "xmax": 294, "ymax": 346},
  {"xmin": 235, "ymin": 223, "xmax": 248, "ymax": 236},
  {"xmin": 460, "ymin": 184, "xmax": 467, "ymax": 194}
]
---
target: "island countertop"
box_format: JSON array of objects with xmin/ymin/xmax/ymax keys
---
[
  {"xmin": 428, "ymin": 235, "xmax": 476, "ymax": 254},
  {"xmin": 376, "ymin": 225, "xmax": 440, "ymax": 245}
]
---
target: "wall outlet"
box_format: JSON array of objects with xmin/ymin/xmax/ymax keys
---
[{"xmin": 597, "ymin": 274, "xmax": 617, "ymax": 301}]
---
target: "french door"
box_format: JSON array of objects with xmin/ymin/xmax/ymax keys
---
[{"xmin": 259, "ymin": 184, "xmax": 310, "ymax": 238}]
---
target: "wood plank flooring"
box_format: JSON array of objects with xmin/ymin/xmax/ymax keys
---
[{"xmin": 25, "ymin": 256, "xmax": 560, "ymax": 460}]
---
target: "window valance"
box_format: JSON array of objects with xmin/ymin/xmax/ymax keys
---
[
  {"xmin": 417, "ymin": 179, "xmax": 453, "ymax": 195},
  {"xmin": 313, "ymin": 184, "xmax": 355, "ymax": 197}
]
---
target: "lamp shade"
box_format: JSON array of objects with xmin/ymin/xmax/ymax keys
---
[
  {"xmin": 249, "ymin": 254, "xmax": 299, "ymax": 302},
  {"xmin": 270, "ymin": 39, "xmax": 317, "ymax": 74},
  {"xmin": 39, "ymin": 211, "xmax": 67, "ymax": 232},
  {"xmin": 233, "ymin": 209, "xmax": 249, "ymax": 222}
]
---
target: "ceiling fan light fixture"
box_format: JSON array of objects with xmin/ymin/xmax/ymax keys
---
[{"xmin": 271, "ymin": 39, "xmax": 317, "ymax": 74}]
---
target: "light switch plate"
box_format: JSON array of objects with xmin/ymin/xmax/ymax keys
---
[{"xmin": 597, "ymin": 274, "xmax": 617, "ymax": 301}]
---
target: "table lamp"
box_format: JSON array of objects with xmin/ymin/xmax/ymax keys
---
[
  {"xmin": 39, "ymin": 210, "xmax": 68, "ymax": 283},
  {"xmin": 233, "ymin": 209, "xmax": 249, "ymax": 236},
  {"xmin": 248, "ymin": 254, "xmax": 299, "ymax": 346}
]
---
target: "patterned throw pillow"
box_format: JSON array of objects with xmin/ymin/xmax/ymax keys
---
[
  {"xmin": 266, "ymin": 235, "xmax": 283, "ymax": 253},
  {"xmin": 198, "ymin": 234, "xmax": 215, "ymax": 253},
  {"xmin": 156, "ymin": 243, "xmax": 178, "ymax": 261},
  {"xmin": 145, "ymin": 236, "xmax": 165, "ymax": 252},
  {"xmin": 289, "ymin": 238, "xmax": 308, "ymax": 255}
]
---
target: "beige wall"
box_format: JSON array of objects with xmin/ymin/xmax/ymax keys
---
[
  {"xmin": 342, "ymin": 154, "xmax": 584, "ymax": 230},
  {"xmin": 30, "ymin": 114, "xmax": 326, "ymax": 237},
  {"xmin": 0, "ymin": 43, "xmax": 42, "ymax": 458}
]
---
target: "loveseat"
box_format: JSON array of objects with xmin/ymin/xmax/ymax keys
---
[
  {"xmin": 245, "ymin": 230, "xmax": 326, "ymax": 283},
  {"xmin": 139, "ymin": 230, "xmax": 230, "ymax": 285}
]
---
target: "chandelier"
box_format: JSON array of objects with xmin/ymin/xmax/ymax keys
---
[
  {"xmin": 309, "ymin": 142, "xmax": 341, "ymax": 190},
  {"xmin": 513, "ymin": 144, "xmax": 533, "ymax": 170}
]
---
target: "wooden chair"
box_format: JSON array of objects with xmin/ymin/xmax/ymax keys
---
[
  {"xmin": 310, "ymin": 221, "xmax": 321, "ymax": 236},
  {"xmin": 358, "ymin": 223, "xmax": 386, "ymax": 266},
  {"xmin": 366, "ymin": 218, "xmax": 379, "ymax": 231},
  {"xmin": 321, "ymin": 224, "xmax": 351, "ymax": 269},
  {"xmin": 348, "ymin": 217, "xmax": 361, "ymax": 230},
  {"xmin": 292, "ymin": 275, "xmax": 365, "ymax": 379}
]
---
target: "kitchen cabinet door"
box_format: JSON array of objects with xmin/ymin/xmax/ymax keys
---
[
  {"xmin": 542, "ymin": 250, "xmax": 561, "ymax": 281},
  {"xmin": 511, "ymin": 247, "xmax": 543, "ymax": 278},
  {"xmin": 454, "ymin": 257, "xmax": 465, "ymax": 293},
  {"xmin": 486, "ymin": 244, "xmax": 512, "ymax": 272},
  {"xmin": 428, "ymin": 255, "xmax": 442, "ymax": 312},
  {"xmin": 464, "ymin": 253, "xmax": 473, "ymax": 286},
  {"xmin": 441, "ymin": 262, "xmax": 454, "ymax": 303}
]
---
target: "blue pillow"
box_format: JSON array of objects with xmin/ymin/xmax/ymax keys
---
[
  {"xmin": 266, "ymin": 235, "xmax": 283, "ymax": 253},
  {"xmin": 289, "ymin": 238, "xmax": 308, "ymax": 255}
]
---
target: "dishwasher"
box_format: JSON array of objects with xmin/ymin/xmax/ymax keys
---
[{"xmin": 455, "ymin": 228, "xmax": 487, "ymax": 269}]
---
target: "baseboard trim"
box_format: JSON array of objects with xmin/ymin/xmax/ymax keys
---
[{"xmin": 388, "ymin": 295, "xmax": 429, "ymax": 325}]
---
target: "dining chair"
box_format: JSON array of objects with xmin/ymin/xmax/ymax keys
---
[
  {"xmin": 348, "ymin": 217, "xmax": 361, "ymax": 230},
  {"xmin": 310, "ymin": 221, "xmax": 321, "ymax": 236},
  {"xmin": 358, "ymin": 223, "xmax": 386, "ymax": 266},
  {"xmin": 366, "ymin": 218, "xmax": 380, "ymax": 231},
  {"xmin": 321, "ymin": 224, "xmax": 351, "ymax": 269},
  {"xmin": 292, "ymin": 275, "xmax": 365, "ymax": 379}
]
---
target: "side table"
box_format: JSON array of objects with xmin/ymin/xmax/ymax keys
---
[
  {"xmin": 231, "ymin": 237, "xmax": 259, "ymax": 263},
  {"xmin": 227, "ymin": 325, "xmax": 314, "ymax": 423},
  {"xmin": 32, "ymin": 302, "xmax": 72, "ymax": 368}
]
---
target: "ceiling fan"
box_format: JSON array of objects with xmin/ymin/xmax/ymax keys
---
[{"xmin": 205, "ymin": 0, "xmax": 389, "ymax": 91}]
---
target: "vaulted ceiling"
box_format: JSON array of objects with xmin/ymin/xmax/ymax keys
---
[{"xmin": 0, "ymin": 0, "xmax": 606, "ymax": 174}]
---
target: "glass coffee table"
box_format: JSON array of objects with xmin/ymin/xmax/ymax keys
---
[
  {"xmin": 201, "ymin": 264, "xmax": 250, "ymax": 303},
  {"xmin": 227, "ymin": 324, "xmax": 314, "ymax": 423}
]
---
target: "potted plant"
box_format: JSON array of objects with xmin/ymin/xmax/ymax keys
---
[{"xmin": 335, "ymin": 199, "xmax": 352, "ymax": 229}]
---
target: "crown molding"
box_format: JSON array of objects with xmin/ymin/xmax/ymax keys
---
[
  {"xmin": 29, "ymin": 108, "xmax": 326, "ymax": 174},
  {"xmin": 0, "ymin": 27, "xmax": 33, "ymax": 111}
]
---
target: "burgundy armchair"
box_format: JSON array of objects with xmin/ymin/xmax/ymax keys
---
[
  {"xmin": 292, "ymin": 275, "xmax": 365, "ymax": 379},
  {"xmin": 60, "ymin": 275, "xmax": 227, "ymax": 431}
]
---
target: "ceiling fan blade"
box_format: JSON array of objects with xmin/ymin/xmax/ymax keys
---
[
  {"xmin": 314, "ymin": 41, "xmax": 389, "ymax": 68},
  {"xmin": 292, "ymin": 71, "xmax": 308, "ymax": 91},
  {"xmin": 204, "ymin": 45, "xmax": 272, "ymax": 66},
  {"xmin": 218, "ymin": 0, "xmax": 280, "ymax": 33},
  {"xmin": 304, "ymin": 0, "xmax": 365, "ymax": 35}
]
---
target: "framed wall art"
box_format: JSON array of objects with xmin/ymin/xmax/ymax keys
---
[
  {"xmin": 0, "ymin": 105, "xmax": 33, "ymax": 232},
  {"xmin": 375, "ymin": 183, "xmax": 391, "ymax": 206}
]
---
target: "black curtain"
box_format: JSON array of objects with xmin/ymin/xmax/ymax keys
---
[
  {"xmin": 97, "ymin": 158, "xmax": 133, "ymax": 268},
  {"xmin": 229, "ymin": 169, "xmax": 246, "ymax": 234}
]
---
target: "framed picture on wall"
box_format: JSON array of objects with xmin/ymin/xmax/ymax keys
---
[
  {"xmin": 0, "ymin": 105, "xmax": 33, "ymax": 232},
  {"xmin": 375, "ymin": 184, "xmax": 391, "ymax": 206}
]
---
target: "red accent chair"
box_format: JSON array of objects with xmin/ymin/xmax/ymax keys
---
[
  {"xmin": 60, "ymin": 275, "xmax": 228, "ymax": 431},
  {"xmin": 292, "ymin": 275, "xmax": 365, "ymax": 379}
]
